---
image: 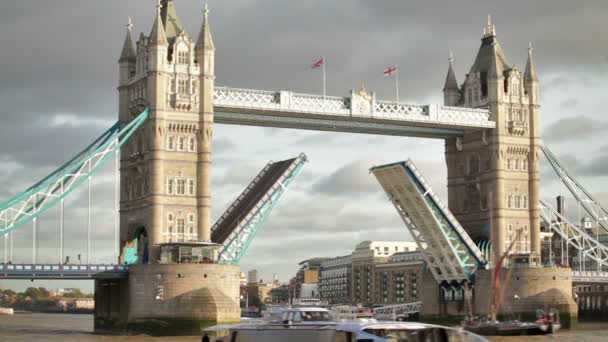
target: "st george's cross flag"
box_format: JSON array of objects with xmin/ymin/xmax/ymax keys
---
[{"xmin": 383, "ymin": 66, "xmax": 398, "ymax": 76}]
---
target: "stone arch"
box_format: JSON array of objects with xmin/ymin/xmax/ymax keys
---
[{"xmin": 131, "ymin": 226, "xmax": 150, "ymax": 264}]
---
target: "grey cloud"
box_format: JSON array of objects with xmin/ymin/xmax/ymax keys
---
[
  {"xmin": 543, "ymin": 116, "xmax": 608, "ymax": 143},
  {"xmin": 312, "ymin": 160, "xmax": 380, "ymax": 196},
  {"xmin": 560, "ymin": 98, "xmax": 579, "ymax": 108}
]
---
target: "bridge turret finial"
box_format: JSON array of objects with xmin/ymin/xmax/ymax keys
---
[{"xmin": 483, "ymin": 14, "xmax": 496, "ymax": 38}]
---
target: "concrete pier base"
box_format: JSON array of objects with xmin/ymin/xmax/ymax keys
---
[
  {"xmin": 94, "ymin": 263, "xmax": 240, "ymax": 335},
  {"xmin": 420, "ymin": 268, "xmax": 579, "ymax": 328},
  {"xmin": 474, "ymin": 267, "xmax": 578, "ymax": 328}
]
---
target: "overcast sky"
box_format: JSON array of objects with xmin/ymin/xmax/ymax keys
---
[{"xmin": 0, "ymin": 0, "xmax": 607, "ymax": 291}]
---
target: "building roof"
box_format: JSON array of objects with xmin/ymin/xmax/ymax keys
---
[
  {"xmin": 160, "ymin": 0, "xmax": 186, "ymax": 45},
  {"xmin": 469, "ymin": 33, "xmax": 512, "ymax": 77},
  {"xmin": 298, "ymin": 257, "xmax": 331, "ymax": 266}
]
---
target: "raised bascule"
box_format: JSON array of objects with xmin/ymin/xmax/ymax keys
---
[{"xmin": 1, "ymin": 0, "xmax": 607, "ymax": 334}]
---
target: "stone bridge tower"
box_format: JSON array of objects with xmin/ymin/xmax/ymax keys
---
[
  {"xmin": 443, "ymin": 18, "xmax": 541, "ymax": 264},
  {"xmin": 117, "ymin": 0, "xmax": 215, "ymax": 262}
]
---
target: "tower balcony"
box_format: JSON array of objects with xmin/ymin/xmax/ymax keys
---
[
  {"xmin": 508, "ymin": 120, "xmax": 528, "ymax": 135},
  {"xmin": 169, "ymin": 93, "xmax": 198, "ymax": 111}
]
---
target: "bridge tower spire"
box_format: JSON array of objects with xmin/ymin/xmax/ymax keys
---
[
  {"xmin": 443, "ymin": 50, "xmax": 460, "ymax": 106},
  {"xmin": 195, "ymin": 1, "xmax": 215, "ymax": 242}
]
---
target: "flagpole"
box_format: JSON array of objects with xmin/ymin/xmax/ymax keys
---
[
  {"xmin": 396, "ymin": 64, "xmax": 399, "ymax": 103},
  {"xmin": 322, "ymin": 56, "xmax": 326, "ymax": 98}
]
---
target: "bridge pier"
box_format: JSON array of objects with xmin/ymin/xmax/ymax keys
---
[
  {"xmin": 576, "ymin": 284, "xmax": 608, "ymax": 321},
  {"xmin": 94, "ymin": 263, "xmax": 240, "ymax": 335},
  {"xmin": 474, "ymin": 268, "xmax": 578, "ymax": 328}
]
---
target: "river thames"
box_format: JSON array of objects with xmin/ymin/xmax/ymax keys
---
[{"xmin": 0, "ymin": 313, "xmax": 607, "ymax": 341}]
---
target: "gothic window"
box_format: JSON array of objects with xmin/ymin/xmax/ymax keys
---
[
  {"xmin": 468, "ymin": 155, "xmax": 479, "ymax": 175},
  {"xmin": 514, "ymin": 195, "xmax": 521, "ymax": 209},
  {"xmin": 178, "ymin": 79, "xmax": 188, "ymax": 94},
  {"xmin": 177, "ymin": 179, "xmax": 186, "ymax": 195},
  {"xmin": 523, "ymin": 159, "xmax": 528, "ymax": 171},
  {"xmin": 188, "ymin": 214, "xmax": 194, "ymax": 224},
  {"xmin": 467, "ymin": 89, "xmax": 473, "ymax": 104},
  {"xmin": 522, "ymin": 195, "xmax": 528, "ymax": 209},
  {"xmin": 188, "ymin": 179, "xmax": 195, "ymax": 195},
  {"xmin": 167, "ymin": 136, "xmax": 174, "ymax": 150},
  {"xmin": 473, "ymin": 87, "xmax": 479, "ymax": 102},
  {"xmin": 168, "ymin": 213, "xmax": 174, "ymax": 222},
  {"xmin": 167, "ymin": 178, "xmax": 174, "ymax": 195},
  {"xmin": 507, "ymin": 159, "xmax": 512, "ymax": 170},
  {"xmin": 176, "ymin": 219, "xmax": 185, "ymax": 242},
  {"xmin": 178, "ymin": 137, "xmax": 185, "ymax": 151},
  {"xmin": 507, "ymin": 195, "xmax": 513, "ymax": 208},
  {"xmin": 189, "ymin": 137, "xmax": 195, "ymax": 152},
  {"xmin": 515, "ymin": 159, "xmax": 520, "ymax": 171},
  {"xmin": 177, "ymin": 50, "xmax": 189, "ymax": 65}
]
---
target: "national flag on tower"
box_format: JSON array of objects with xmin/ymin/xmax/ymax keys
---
[
  {"xmin": 310, "ymin": 57, "xmax": 326, "ymax": 97},
  {"xmin": 311, "ymin": 57, "xmax": 324, "ymax": 69},
  {"xmin": 383, "ymin": 65, "xmax": 399, "ymax": 102},
  {"xmin": 383, "ymin": 66, "xmax": 397, "ymax": 76}
]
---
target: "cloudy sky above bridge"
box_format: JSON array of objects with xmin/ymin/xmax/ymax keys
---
[{"xmin": 0, "ymin": 0, "xmax": 607, "ymax": 290}]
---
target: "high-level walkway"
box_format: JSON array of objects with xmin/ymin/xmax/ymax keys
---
[{"xmin": 214, "ymin": 87, "xmax": 495, "ymax": 138}]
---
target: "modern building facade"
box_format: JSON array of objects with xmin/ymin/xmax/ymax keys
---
[
  {"xmin": 374, "ymin": 252, "xmax": 425, "ymax": 305},
  {"xmin": 319, "ymin": 255, "xmax": 352, "ymax": 305},
  {"xmin": 351, "ymin": 241, "xmax": 418, "ymax": 306}
]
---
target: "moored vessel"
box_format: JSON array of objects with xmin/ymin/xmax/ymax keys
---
[
  {"xmin": 207, "ymin": 318, "xmax": 489, "ymax": 342},
  {"xmin": 0, "ymin": 307, "xmax": 14, "ymax": 315}
]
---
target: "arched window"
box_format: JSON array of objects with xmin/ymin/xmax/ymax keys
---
[
  {"xmin": 167, "ymin": 179, "xmax": 174, "ymax": 194},
  {"xmin": 507, "ymin": 159, "xmax": 512, "ymax": 170},
  {"xmin": 514, "ymin": 195, "xmax": 521, "ymax": 209},
  {"xmin": 522, "ymin": 195, "xmax": 528, "ymax": 209},
  {"xmin": 515, "ymin": 159, "xmax": 520, "ymax": 171},
  {"xmin": 507, "ymin": 195, "xmax": 513, "ymax": 208},
  {"xmin": 523, "ymin": 159, "xmax": 528, "ymax": 171},
  {"xmin": 189, "ymin": 137, "xmax": 195, "ymax": 152},
  {"xmin": 178, "ymin": 137, "xmax": 185, "ymax": 151},
  {"xmin": 167, "ymin": 136, "xmax": 174, "ymax": 150}
]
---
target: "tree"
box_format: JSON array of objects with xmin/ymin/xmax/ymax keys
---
[
  {"xmin": 2, "ymin": 289, "xmax": 16, "ymax": 296},
  {"xmin": 24, "ymin": 287, "xmax": 43, "ymax": 301}
]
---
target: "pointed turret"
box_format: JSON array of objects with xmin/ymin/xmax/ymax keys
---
[
  {"xmin": 160, "ymin": 0, "xmax": 186, "ymax": 45},
  {"xmin": 119, "ymin": 17, "xmax": 136, "ymax": 63},
  {"xmin": 443, "ymin": 51, "xmax": 460, "ymax": 106},
  {"xmin": 196, "ymin": 3, "xmax": 215, "ymax": 52},
  {"xmin": 150, "ymin": 0, "xmax": 168, "ymax": 46},
  {"xmin": 524, "ymin": 42, "xmax": 538, "ymax": 82},
  {"xmin": 196, "ymin": 2, "xmax": 216, "ymax": 243}
]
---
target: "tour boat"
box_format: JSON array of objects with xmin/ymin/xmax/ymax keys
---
[
  {"xmin": 0, "ymin": 307, "xmax": 14, "ymax": 315},
  {"xmin": 331, "ymin": 305, "xmax": 375, "ymax": 321},
  {"xmin": 206, "ymin": 317, "xmax": 489, "ymax": 342}
]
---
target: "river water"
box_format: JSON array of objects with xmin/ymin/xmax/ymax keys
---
[{"xmin": 0, "ymin": 313, "xmax": 607, "ymax": 341}]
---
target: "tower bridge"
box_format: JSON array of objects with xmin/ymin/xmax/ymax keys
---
[{"xmin": 0, "ymin": 0, "xmax": 606, "ymax": 334}]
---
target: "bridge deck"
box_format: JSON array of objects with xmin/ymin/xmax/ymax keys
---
[
  {"xmin": 212, "ymin": 156, "xmax": 302, "ymax": 246},
  {"xmin": 214, "ymin": 87, "xmax": 495, "ymax": 138},
  {"xmin": 371, "ymin": 160, "xmax": 486, "ymax": 284},
  {"xmin": 0, "ymin": 264, "xmax": 128, "ymax": 280}
]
